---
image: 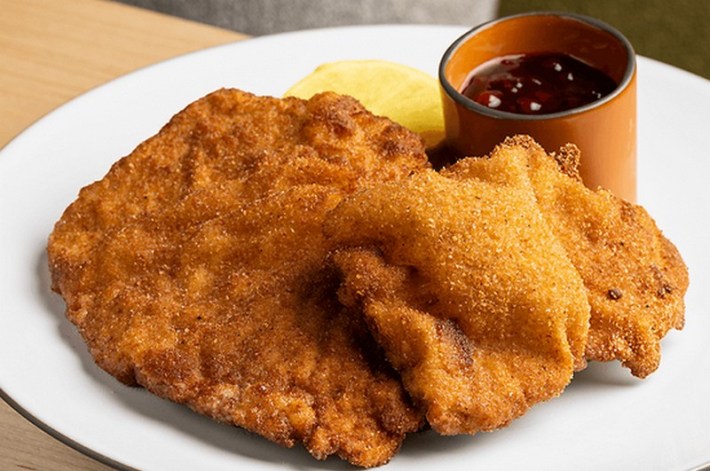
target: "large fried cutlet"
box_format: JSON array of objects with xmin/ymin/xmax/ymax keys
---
[
  {"xmin": 445, "ymin": 136, "xmax": 688, "ymax": 378},
  {"xmin": 323, "ymin": 167, "xmax": 590, "ymax": 435},
  {"xmin": 48, "ymin": 89, "xmax": 428, "ymax": 466}
]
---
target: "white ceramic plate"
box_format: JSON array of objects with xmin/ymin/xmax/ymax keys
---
[{"xmin": 1, "ymin": 25, "xmax": 709, "ymax": 471}]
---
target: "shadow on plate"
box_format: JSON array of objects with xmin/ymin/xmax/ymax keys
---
[
  {"xmin": 571, "ymin": 361, "xmax": 640, "ymax": 388},
  {"xmin": 35, "ymin": 248, "xmax": 351, "ymax": 470},
  {"xmin": 400, "ymin": 427, "xmax": 498, "ymax": 458}
]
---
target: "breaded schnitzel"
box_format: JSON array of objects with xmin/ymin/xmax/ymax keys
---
[
  {"xmin": 47, "ymin": 83, "xmax": 688, "ymax": 465},
  {"xmin": 444, "ymin": 136, "xmax": 688, "ymax": 378},
  {"xmin": 48, "ymin": 89, "xmax": 427, "ymax": 466},
  {"xmin": 324, "ymin": 167, "xmax": 590, "ymax": 435}
]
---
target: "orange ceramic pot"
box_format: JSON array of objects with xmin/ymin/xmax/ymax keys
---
[{"xmin": 439, "ymin": 12, "xmax": 637, "ymax": 201}]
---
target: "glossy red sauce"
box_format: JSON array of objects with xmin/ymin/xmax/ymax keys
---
[{"xmin": 461, "ymin": 52, "xmax": 617, "ymax": 115}]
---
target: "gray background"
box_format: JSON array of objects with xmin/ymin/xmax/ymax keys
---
[{"xmin": 114, "ymin": 0, "xmax": 709, "ymax": 78}]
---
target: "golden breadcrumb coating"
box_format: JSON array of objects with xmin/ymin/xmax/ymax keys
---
[
  {"xmin": 445, "ymin": 135, "xmax": 688, "ymax": 378},
  {"xmin": 324, "ymin": 166, "xmax": 590, "ymax": 435},
  {"xmin": 47, "ymin": 83, "xmax": 688, "ymax": 468},
  {"xmin": 48, "ymin": 89, "xmax": 428, "ymax": 467}
]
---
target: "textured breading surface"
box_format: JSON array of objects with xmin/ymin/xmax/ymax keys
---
[
  {"xmin": 323, "ymin": 167, "xmax": 591, "ymax": 435},
  {"xmin": 445, "ymin": 136, "xmax": 688, "ymax": 378},
  {"xmin": 47, "ymin": 84, "xmax": 688, "ymax": 465},
  {"xmin": 48, "ymin": 89, "xmax": 428, "ymax": 466}
]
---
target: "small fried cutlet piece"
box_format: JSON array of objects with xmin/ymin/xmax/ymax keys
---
[
  {"xmin": 445, "ymin": 135, "xmax": 688, "ymax": 378},
  {"xmin": 48, "ymin": 89, "xmax": 428, "ymax": 466},
  {"xmin": 324, "ymin": 168, "xmax": 590, "ymax": 435}
]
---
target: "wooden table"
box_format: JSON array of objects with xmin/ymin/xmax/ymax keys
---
[{"xmin": 0, "ymin": 1, "xmax": 245, "ymax": 469}]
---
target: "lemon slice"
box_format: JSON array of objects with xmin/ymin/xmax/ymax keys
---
[{"xmin": 284, "ymin": 60, "xmax": 444, "ymax": 148}]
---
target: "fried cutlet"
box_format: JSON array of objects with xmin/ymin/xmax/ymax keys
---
[
  {"xmin": 323, "ymin": 167, "xmax": 590, "ymax": 435},
  {"xmin": 444, "ymin": 136, "xmax": 688, "ymax": 378},
  {"xmin": 48, "ymin": 89, "xmax": 428, "ymax": 466}
]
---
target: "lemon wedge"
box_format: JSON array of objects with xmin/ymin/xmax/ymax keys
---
[{"xmin": 284, "ymin": 60, "xmax": 445, "ymax": 148}]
